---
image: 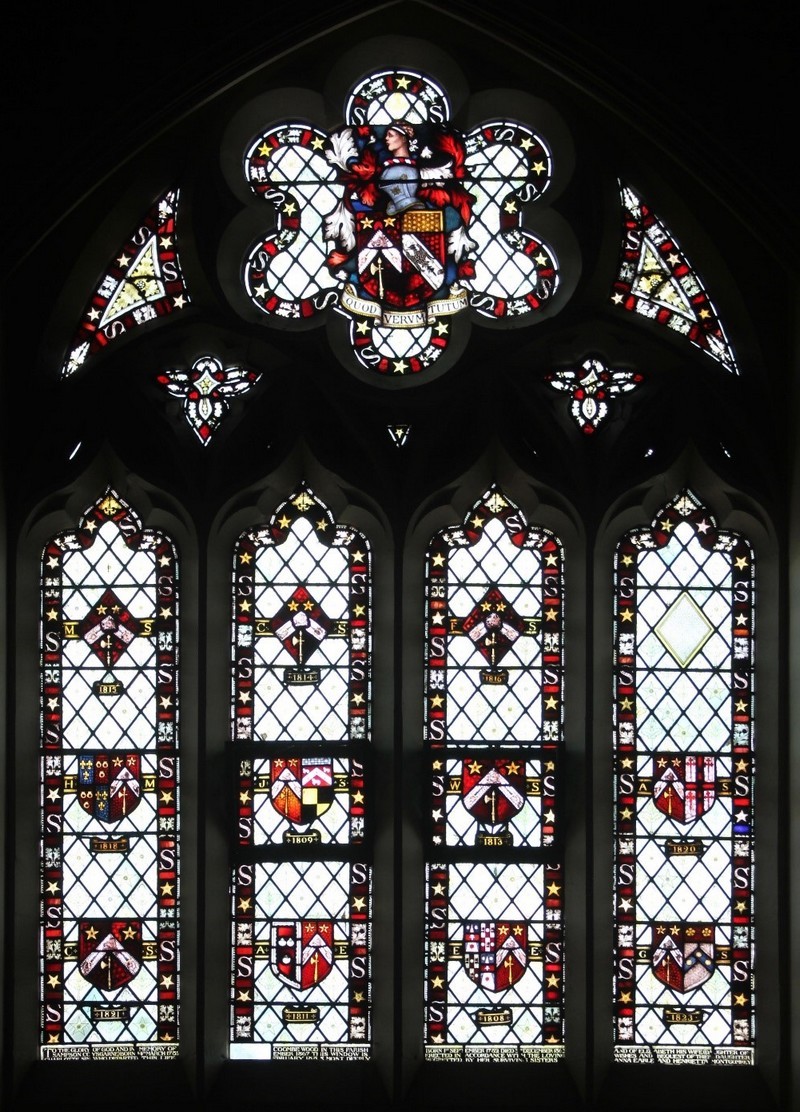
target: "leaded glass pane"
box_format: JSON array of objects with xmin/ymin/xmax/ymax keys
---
[
  {"xmin": 423, "ymin": 487, "xmax": 565, "ymax": 1061},
  {"xmin": 40, "ymin": 490, "xmax": 180, "ymax": 1060},
  {"xmin": 612, "ymin": 490, "xmax": 755, "ymax": 1064},
  {"xmin": 230, "ymin": 486, "xmax": 372, "ymax": 1058}
]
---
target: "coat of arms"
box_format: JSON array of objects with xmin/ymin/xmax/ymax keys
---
[
  {"xmin": 78, "ymin": 918, "xmax": 142, "ymax": 992},
  {"xmin": 270, "ymin": 757, "xmax": 334, "ymax": 828},
  {"xmin": 77, "ymin": 751, "xmax": 142, "ymax": 823},
  {"xmin": 463, "ymin": 920, "xmax": 528, "ymax": 992},
  {"xmin": 653, "ymin": 755, "xmax": 716, "ymax": 824},
  {"xmin": 652, "ymin": 923, "xmax": 716, "ymax": 993},
  {"xmin": 461, "ymin": 758, "xmax": 526, "ymax": 833},
  {"xmin": 271, "ymin": 919, "xmax": 334, "ymax": 990},
  {"xmin": 325, "ymin": 114, "xmax": 474, "ymax": 328}
]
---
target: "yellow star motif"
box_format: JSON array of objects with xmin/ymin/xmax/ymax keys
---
[
  {"xmin": 237, "ymin": 990, "xmax": 251, "ymax": 1002},
  {"xmin": 278, "ymin": 514, "xmax": 291, "ymax": 529},
  {"xmin": 393, "ymin": 360, "xmax": 408, "ymax": 374},
  {"xmin": 239, "ymin": 551, "xmax": 253, "ymax": 564},
  {"xmin": 620, "ymin": 608, "xmax": 634, "ymax": 622},
  {"xmin": 470, "ymin": 515, "xmax": 484, "ymax": 529},
  {"xmin": 431, "ymin": 975, "xmax": 444, "ymax": 989},
  {"xmin": 546, "ymin": 973, "xmax": 560, "ymax": 987},
  {"xmin": 547, "ymin": 881, "xmax": 561, "ymax": 895},
  {"xmin": 238, "ymin": 897, "xmax": 252, "ymax": 912},
  {"xmin": 430, "ymin": 694, "xmax": 444, "ymax": 708},
  {"xmin": 733, "ymin": 993, "xmax": 747, "ymax": 1006},
  {"xmin": 161, "ymin": 974, "xmax": 174, "ymax": 989},
  {"xmin": 432, "ymin": 553, "xmax": 445, "ymax": 567},
  {"xmin": 239, "ymin": 790, "xmax": 251, "ymax": 805},
  {"xmin": 353, "ymin": 896, "xmax": 366, "ymax": 911},
  {"xmin": 316, "ymin": 518, "xmax": 329, "ymax": 531},
  {"xmin": 734, "ymin": 555, "xmax": 749, "ymax": 569},
  {"xmin": 545, "ymin": 607, "xmax": 558, "ymax": 621},
  {"xmin": 353, "ymin": 603, "xmax": 366, "ymax": 616},
  {"xmin": 545, "ymin": 696, "xmax": 558, "ymax": 709},
  {"xmin": 532, "ymin": 160, "xmax": 546, "ymax": 173},
  {"xmin": 47, "ymin": 974, "xmax": 60, "ymax": 988}
]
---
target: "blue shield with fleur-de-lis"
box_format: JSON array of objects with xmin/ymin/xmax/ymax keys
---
[{"xmin": 77, "ymin": 751, "xmax": 142, "ymax": 823}]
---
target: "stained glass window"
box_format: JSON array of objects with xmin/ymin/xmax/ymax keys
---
[
  {"xmin": 61, "ymin": 188, "xmax": 190, "ymax": 378},
  {"xmin": 229, "ymin": 486, "xmax": 371, "ymax": 1059},
  {"xmin": 612, "ymin": 490, "xmax": 754, "ymax": 1064},
  {"xmin": 423, "ymin": 487, "xmax": 564, "ymax": 1062},
  {"xmin": 611, "ymin": 184, "xmax": 737, "ymax": 373},
  {"xmin": 39, "ymin": 489, "xmax": 180, "ymax": 1059},
  {"xmin": 241, "ymin": 69, "xmax": 560, "ymax": 378}
]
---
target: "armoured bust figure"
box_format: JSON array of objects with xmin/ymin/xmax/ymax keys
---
[{"xmin": 379, "ymin": 161, "xmax": 421, "ymax": 215}]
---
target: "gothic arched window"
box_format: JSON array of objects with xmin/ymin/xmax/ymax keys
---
[{"xmin": 4, "ymin": 8, "xmax": 792, "ymax": 1112}]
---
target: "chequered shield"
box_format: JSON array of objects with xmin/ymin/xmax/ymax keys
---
[
  {"xmin": 270, "ymin": 757, "xmax": 334, "ymax": 826},
  {"xmin": 463, "ymin": 921, "xmax": 528, "ymax": 992}
]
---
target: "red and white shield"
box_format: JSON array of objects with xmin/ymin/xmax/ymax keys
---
[
  {"xmin": 271, "ymin": 919, "xmax": 334, "ymax": 989},
  {"xmin": 78, "ymin": 919, "xmax": 142, "ymax": 992},
  {"xmin": 461, "ymin": 758, "xmax": 525, "ymax": 826},
  {"xmin": 652, "ymin": 923, "xmax": 716, "ymax": 992},
  {"xmin": 463, "ymin": 921, "xmax": 527, "ymax": 992},
  {"xmin": 357, "ymin": 209, "xmax": 446, "ymax": 311},
  {"xmin": 653, "ymin": 755, "xmax": 716, "ymax": 823}
]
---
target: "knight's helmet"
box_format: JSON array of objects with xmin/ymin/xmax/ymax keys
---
[{"xmin": 379, "ymin": 161, "xmax": 420, "ymax": 215}]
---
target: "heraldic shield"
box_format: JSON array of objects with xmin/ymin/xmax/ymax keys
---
[
  {"xmin": 271, "ymin": 919, "xmax": 334, "ymax": 990},
  {"xmin": 653, "ymin": 755, "xmax": 716, "ymax": 824},
  {"xmin": 463, "ymin": 921, "xmax": 528, "ymax": 992},
  {"xmin": 652, "ymin": 923, "xmax": 716, "ymax": 993},
  {"xmin": 77, "ymin": 751, "xmax": 142, "ymax": 823},
  {"xmin": 270, "ymin": 757, "xmax": 334, "ymax": 826},
  {"xmin": 356, "ymin": 207, "xmax": 446, "ymax": 313},
  {"xmin": 78, "ymin": 918, "xmax": 142, "ymax": 992},
  {"xmin": 461, "ymin": 758, "xmax": 525, "ymax": 827}
]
